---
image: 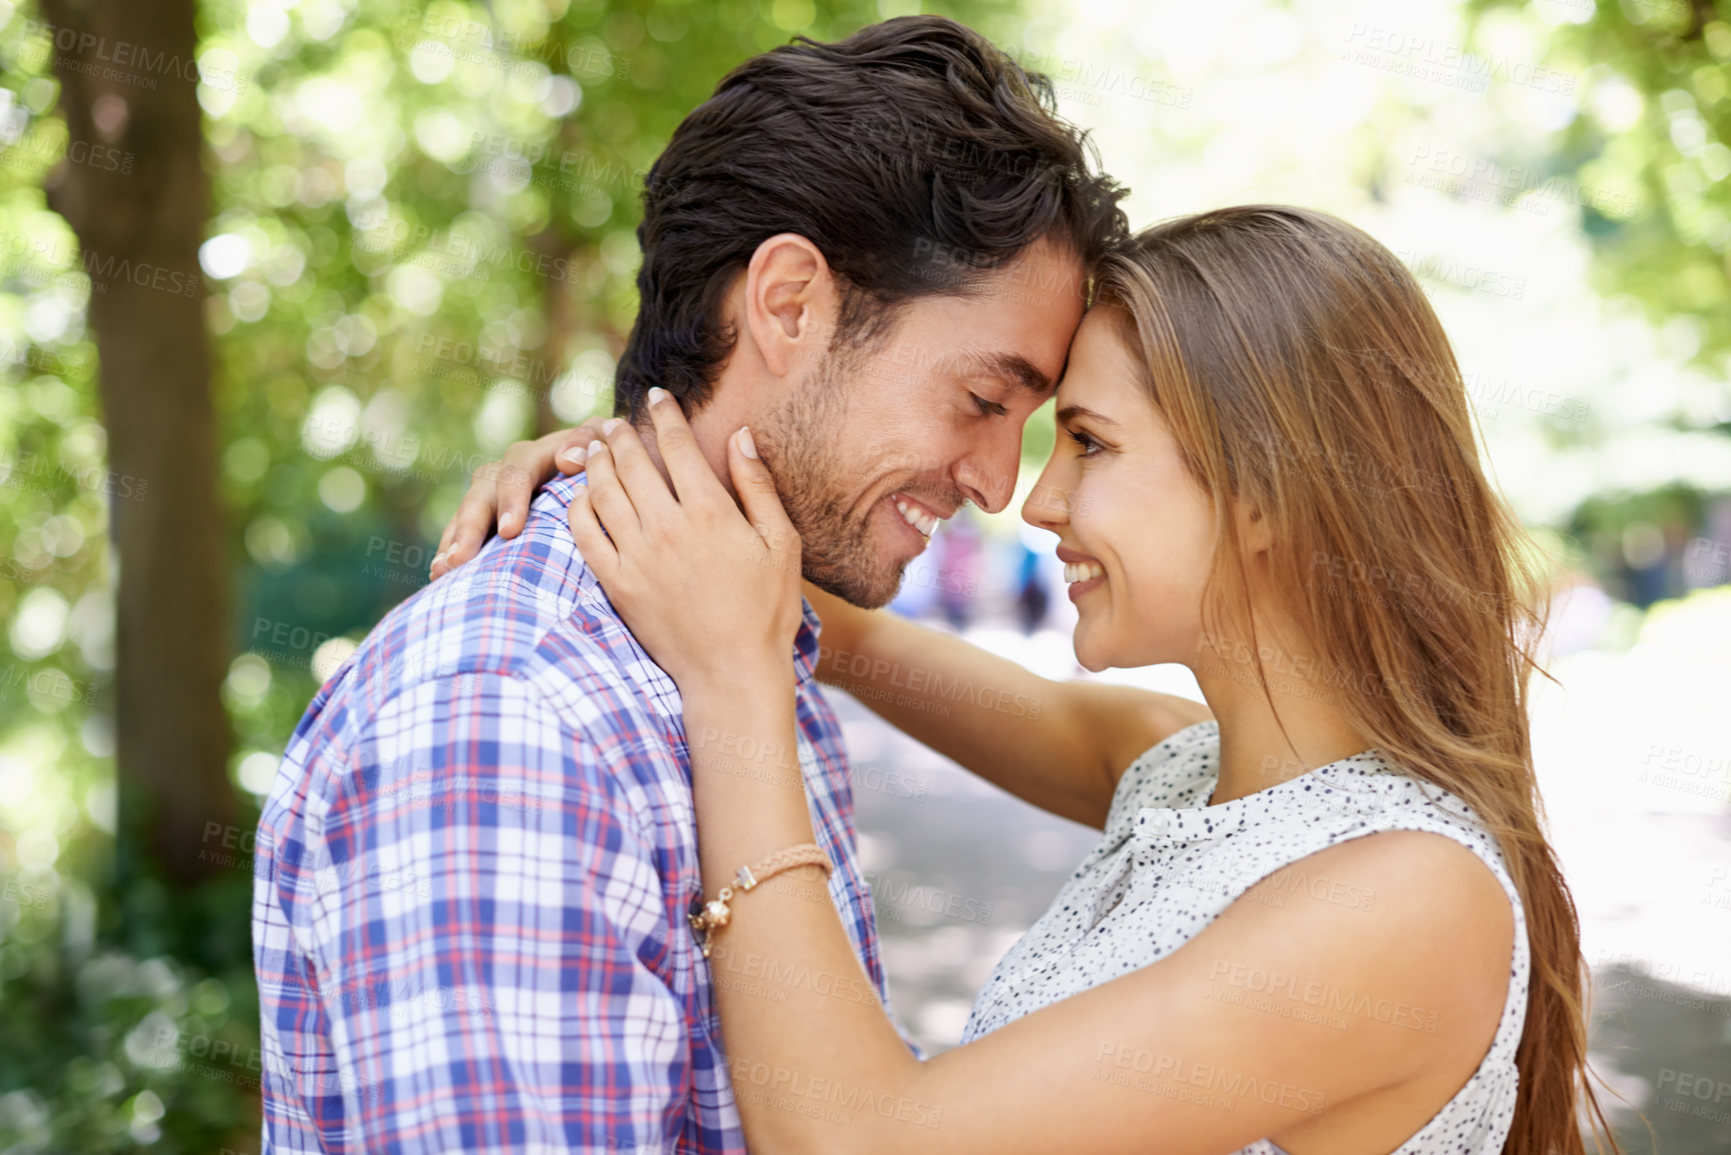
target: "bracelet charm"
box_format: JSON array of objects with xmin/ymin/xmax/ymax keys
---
[{"xmin": 689, "ymin": 843, "xmax": 833, "ymax": 958}]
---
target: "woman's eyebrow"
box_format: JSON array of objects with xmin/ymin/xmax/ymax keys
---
[{"xmin": 1056, "ymin": 404, "xmax": 1121, "ymax": 426}]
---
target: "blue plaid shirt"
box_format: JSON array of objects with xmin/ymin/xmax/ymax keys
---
[{"xmin": 252, "ymin": 474, "xmax": 892, "ymax": 1153}]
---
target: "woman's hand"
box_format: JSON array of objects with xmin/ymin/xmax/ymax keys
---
[
  {"xmin": 570, "ymin": 387, "xmax": 804, "ymax": 692},
  {"xmin": 428, "ymin": 418, "xmax": 609, "ymax": 580}
]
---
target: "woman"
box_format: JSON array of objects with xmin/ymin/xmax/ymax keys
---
[{"xmin": 434, "ymin": 206, "xmax": 1616, "ymax": 1154}]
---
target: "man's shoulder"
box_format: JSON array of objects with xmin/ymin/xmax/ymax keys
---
[{"xmin": 299, "ymin": 475, "xmax": 649, "ymax": 753}]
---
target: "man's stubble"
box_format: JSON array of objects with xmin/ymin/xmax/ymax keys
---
[{"xmin": 753, "ymin": 352, "xmax": 909, "ymax": 610}]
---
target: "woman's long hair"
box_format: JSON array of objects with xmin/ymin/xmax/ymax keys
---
[{"xmin": 1094, "ymin": 205, "xmax": 1616, "ymax": 1154}]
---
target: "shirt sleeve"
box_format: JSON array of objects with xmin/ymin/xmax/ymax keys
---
[{"xmin": 304, "ymin": 672, "xmax": 687, "ymax": 1153}]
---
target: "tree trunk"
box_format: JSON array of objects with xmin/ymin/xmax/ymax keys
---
[
  {"xmin": 39, "ymin": 0, "xmax": 235, "ymax": 884},
  {"xmin": 527, "ymin": 231, "xmax": 591, "ymax": 437}
]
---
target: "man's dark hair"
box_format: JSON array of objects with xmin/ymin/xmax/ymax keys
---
[{"xmin": 613, "ymin": 15, "xmax": 1130, "ymax": 416}]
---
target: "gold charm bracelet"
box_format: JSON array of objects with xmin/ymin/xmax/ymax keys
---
[{"xmin": 689, "ymin": 843, "xmax": 834, "ymax": 958}]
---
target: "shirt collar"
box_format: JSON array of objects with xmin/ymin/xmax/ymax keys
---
[
  {"xmin": 792, "ymin": 599, "xmax": 823, "ymax": 687},
  {"xmin": 544, "ymin": 473, "xmax": 824, "ymax": 688}
]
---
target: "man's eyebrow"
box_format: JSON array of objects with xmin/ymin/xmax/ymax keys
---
[
  {"xmin": 959, "ymin": 350, "xmax": 1053, "ymax": 395},
  {"xmin": 1056, "ymin": 404, "xmax": 1121, "ymax": 427}
]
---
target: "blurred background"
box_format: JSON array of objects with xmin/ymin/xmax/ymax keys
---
[{"xmin": 0, "ymin": 0, "xmax": 1728, "ymax": 1149}]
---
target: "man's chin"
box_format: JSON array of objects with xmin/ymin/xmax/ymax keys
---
[{"xmin": 802, "ymin": 557, "xmax": 907, "ymax": 610}]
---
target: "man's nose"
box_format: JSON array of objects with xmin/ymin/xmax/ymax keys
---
[{"xmin": 954, "ymin": 436, "xmax": 1020, "ymax": 514}]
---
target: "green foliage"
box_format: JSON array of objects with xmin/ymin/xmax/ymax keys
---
[
  {"xmin": 0, "ymin": 865, "xmax": 260, "ymax": 1153},
  {"xmin": 1467, "ymin": 0, "xmax": 1731, "ymax": 385}
]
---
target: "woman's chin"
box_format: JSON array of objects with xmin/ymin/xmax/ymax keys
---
[{"xmin": 1071, "ymin": 627, "xmax": 1111, "ymax": 673}]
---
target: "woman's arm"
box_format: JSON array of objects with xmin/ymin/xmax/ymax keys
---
[
  {"xmin": 806, "ymin": 581, "xmax": 1211, "ymax": 827},
  {"xmin": 574, "ymin": 400, "xmax": 1517, "ymax": 1155},
  {"xmin": 677, "ymin": 673, "xmax": 1512, "ymax": 1155}
]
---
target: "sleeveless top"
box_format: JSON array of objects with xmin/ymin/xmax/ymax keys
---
[{"xmin": 961, "ymin": 721, "xmax": 1528, "ymax": 1154}]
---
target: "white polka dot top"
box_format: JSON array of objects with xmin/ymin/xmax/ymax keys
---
[{"xmin": 961, "ymin": 721, "xmax": 1528, "ymax": 1154}]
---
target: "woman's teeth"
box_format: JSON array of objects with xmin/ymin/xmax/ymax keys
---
[
  {"xmin": 893, "ymin": 496, "xmax": 939, "ymax": 538},
  {"xmin": 1064, "ymin": 561, "xmax": 1105, "ymax": 584}
]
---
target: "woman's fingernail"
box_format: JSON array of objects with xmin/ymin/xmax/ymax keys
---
[
  {"xmin": 738, "ymin": 426, "xmax": 758, "ymax": 459},
  {"xmin": 558, "ymin": 446, "xmax": 587, "ymax": 467},
  {"xmin": 647, "ymin": 386, "xmax": 669, "ymax": 406},
  {"xmin": 601, "ymin": 418, "xmax": 622, "ymax": 435},
  {"xmin": 500, "ymin": 511, "xmax": 515, "ymax": 532},
  {"xmin": 587, "ymin": 439, "xmax": 606, "ymax": 456}
]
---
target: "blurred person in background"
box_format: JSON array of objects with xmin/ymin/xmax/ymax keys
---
[
  {"xmin": 1014, "ymin": 520, "xmax": 1053, "ymax": 634},
  {"xmin": 934, "ymin": 508, "xmax": 985, "ymax": 629}
]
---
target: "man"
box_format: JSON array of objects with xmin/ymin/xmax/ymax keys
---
[{"xmin": 252, "ymin": 14, "xmax": 1126, "ymax": 1153}]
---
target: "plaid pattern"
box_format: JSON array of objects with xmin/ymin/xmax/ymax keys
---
[{"xmin": 252, "ymin": 474, "xmax": 890, "ymax": 1154}]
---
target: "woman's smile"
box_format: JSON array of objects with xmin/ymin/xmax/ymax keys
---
[{"xmin": 1057, "ymin": 545, "xmax": 1106, "ymax": 600}]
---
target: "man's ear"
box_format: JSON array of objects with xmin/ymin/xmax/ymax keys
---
[{"xmin": 741, "ymin": 234, "xmax": 838, "ymax": 380}]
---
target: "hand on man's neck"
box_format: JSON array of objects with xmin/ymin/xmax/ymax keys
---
[{"xmin": 627, "ymin": 388, "xmax": 752, "ymax": 503}]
